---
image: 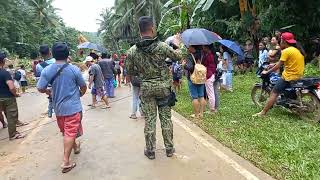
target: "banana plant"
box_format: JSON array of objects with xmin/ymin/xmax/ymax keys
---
[
  {"xmin": 158, "ymin": 0, "xmax": 193, "ymax": 34},
  {"xmin": 159, "ymin": 0, "xmax": 226, "ymax": 35},
  {"xmin": 191, "ymin": 0, "xmax": 226, "ymax": 24}
]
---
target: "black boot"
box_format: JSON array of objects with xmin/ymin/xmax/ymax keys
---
[
  {"xmin": 144, "ymin": 150, "xmax": 155, "ymax": 160},
  {"xmin": 166, "ymin": 148, "xmax": 175, "ymax": 157}
]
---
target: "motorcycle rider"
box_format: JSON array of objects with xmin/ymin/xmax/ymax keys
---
[{"xmin": 253, "ymin": 32, "xmax": 305, "ymax": 117}]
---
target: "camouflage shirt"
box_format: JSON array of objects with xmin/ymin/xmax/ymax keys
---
[{"xmin": 126, "ymin": 37, "xmax": 181, "ymax": 87}]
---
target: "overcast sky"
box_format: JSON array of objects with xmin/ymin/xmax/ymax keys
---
[{"xmin": 52, "ymin": 0, "xmax": 115, "ymax": 32}]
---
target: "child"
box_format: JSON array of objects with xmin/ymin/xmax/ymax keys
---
[
  {"xmin": 172, "ymin": 61, "xmax": 183, "ymax": 92},
  {"xmin": 216, "ymin": 52, "xmax": 227, "ymax": 90},
  {"xmin": 18, "ymin": 65, "xmax": 28, "ymax": 93},
  {"xmin": 258, "ymin": 42, "xmax": 268, "ymax": 68},
  {"xmin": 220, "ymin": 45, "xmax": 233, "ymax": 92}
]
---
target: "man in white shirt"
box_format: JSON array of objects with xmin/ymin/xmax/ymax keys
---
[{"xmin": 17, "ymin": 65, "xmax": 28, "ymax": 93}]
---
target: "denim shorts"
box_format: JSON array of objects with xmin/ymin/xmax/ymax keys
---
[
  {"xmin": 188, "ymin": 80, "xmax": 205, "ymax": 99},
  {"xmin": 273, "ymin": 78, "xmax": 291, "ymax": 94}
]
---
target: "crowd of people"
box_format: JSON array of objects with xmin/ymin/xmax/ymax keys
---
[
  {"xmin": 0, "ymin": 41, "xmax": 134, "ymax": 172},
  {"xmin": 0, "ymin": 14, "xmax": 312, "ymax": 174}
]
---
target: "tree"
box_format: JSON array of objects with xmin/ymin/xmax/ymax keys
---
[
  {"xmin": 26, "ymin": 0, "xmax": 61, "ymax": 27},
  {"xmin": 0, "ymin": 0, "xmax": 80, "ymax": 58},
  {"xmin": 98, "ymin": 0, "xmax": 170, "ymax": 51}
]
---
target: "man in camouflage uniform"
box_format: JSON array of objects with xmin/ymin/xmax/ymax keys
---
[{"xmin": 126, "ymin": 16, "xmax": 181, "ymax": 160}]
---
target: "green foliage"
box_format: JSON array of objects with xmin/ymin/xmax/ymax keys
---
[
  {"xmin": 0, "ymin": 0, "xmax": 80, "ymax": 58},
  {"xmin": 18, "ymin": 58, "xmax": 32, "ymax": 71},
  {"xmin": 98, "ymin": 0, "xmax": 169, "ymax": 51},
  {"xmin": 81, "ymin": 32, "xmax": 102, "ymax": 45},
  {"xmin": 304, "ymin": 64, "xmax": 320, "ymax": 77}
]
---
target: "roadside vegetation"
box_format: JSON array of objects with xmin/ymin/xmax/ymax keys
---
[{"xmin": 174, "ymin": 65, "xmax": 320, "ymax": 180}]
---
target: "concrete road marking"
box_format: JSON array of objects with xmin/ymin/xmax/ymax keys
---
[{"xmin": 172, "ymin": 116, "xmax": 259, "ymax": 180}]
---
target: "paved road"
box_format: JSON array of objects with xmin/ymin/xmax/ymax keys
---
[{"xmin": 0, "ymin": 87, "xmax": 273, "ymax": 180}]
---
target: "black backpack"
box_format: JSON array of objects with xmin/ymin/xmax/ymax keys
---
[
  {"xmin": 35, "ymin": 61, "xmax": 49, "ymax": 77},
  {"xmin": 14, "ymin": 71, "xmax": 22, "ymax": 81},
  {"xmin": 213, "ymin": 53, "xmax": 222, "ymax": 81},
  {"xmin": 215, "ymin": 68, "xmax": 223, "ymax": 81},
  {"xmin": 40, "ymin": 61, "xmax": 49, "ymax": 68}
]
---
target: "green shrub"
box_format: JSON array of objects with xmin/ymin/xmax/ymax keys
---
[{"xmin": 304, "ymin": 63, "xmax": 320, "ymax": 77}]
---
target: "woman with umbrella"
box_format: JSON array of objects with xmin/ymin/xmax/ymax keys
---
[
  {"xmin": 218, "ymin": 39, "xmax": 244, "ymax": 92},
  {"xmin": 182, "ymin": 45, "xmax": 206, "ymax": 119},
  {"xmin": 181, "ymin": 28, "xmax": 222, "ymax": 118},
  {"xmin": 202, "ymin": 44, "xmax": 218, "ymax": 113}
]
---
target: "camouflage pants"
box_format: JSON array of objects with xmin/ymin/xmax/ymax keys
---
[
  {"xmin": 0, "ymin": 98, "xmax": 18, "ymax": 138},
  {"xmin": 140, "ymin": 84, "xmax": 174, "ymax": 152}
]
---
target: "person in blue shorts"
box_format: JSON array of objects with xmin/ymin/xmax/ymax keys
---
[{"xmin": 182, "ymin": 45, "xmax": 206, "ymax": 119}]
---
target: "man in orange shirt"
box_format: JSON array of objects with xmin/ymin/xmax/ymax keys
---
[{"xmin": 254, "ymin": 32, "xmax": 305, "ymax": 117}]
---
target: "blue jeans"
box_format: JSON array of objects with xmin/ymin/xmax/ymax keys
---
[
  {"xmin": 132, "ymin": 86, "xmax": 141, "ymax": 115},
  {"xmin": 226, "ymin": 71, "xmax": 233, "ymax": 89},
  {"xmin": 213, "ymin": 80, "xmax": 220, "ymax": 110},
  {"xmin": 105, "ymin": 78, "xmax": 115, "ymax": 97}
]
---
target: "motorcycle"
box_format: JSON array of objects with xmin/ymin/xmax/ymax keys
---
[{"xmin": 251, "ymin": 63, "xmax": 320, "ymax": 122}]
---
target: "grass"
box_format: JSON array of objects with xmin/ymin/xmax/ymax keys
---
[{"xmin": 174, "ymin": 73, "xmax": 320, "ymax": 180}]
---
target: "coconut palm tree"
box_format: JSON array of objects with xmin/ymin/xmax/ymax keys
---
[{"xmin": 26, "ymin": 0, "xmax": 61, "ymax": 27}]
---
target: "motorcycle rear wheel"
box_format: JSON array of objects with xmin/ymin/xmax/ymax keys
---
[
  {"xmin": 251, "ymin": 86, "xmax": 270, "ymax": 107},
  {"xmin": 297, "ymin": 92, "xmax": 320, "ymax": 123}
]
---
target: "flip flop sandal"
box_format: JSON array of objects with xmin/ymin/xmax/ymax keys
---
[
  {"xmin": 129, "ymin": 115, "xmax": 137, "ymax": 119},
  {"xmin": 105, "ymin": 105, "xmax": 111, "ymax": 109},
  {"xmin": 61, "ymin": 163, "xmax": 76, "ymax": 173},
  {"xmin": 16, "ymin": 122, "xmax": 29, "ymax": 127},
  {"xmin": 9, "ymin": 133, "xmax": 25, "ymax": 140},
  {"xmin": 74, "ymin": 142, "xmax": 81, "ymax": 154},
  {"xmin": 190, "ymin": 114, "xmax": 198, "ymax": 118}
]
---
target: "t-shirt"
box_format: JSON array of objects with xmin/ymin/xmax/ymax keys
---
[
  {"xmin": 223, "ymin": 52, "xmax": 233, "ymax": 71},
  {"xmin": 89, "ymin": 64, "xmax": 105, "ymax": 88},
  {"xmin": 0, "ymin": 69, "xmax": 14, "ymax": 98},
  {"xmin": 37, "ymin": 63, "xmax": 86, "ymax": 116},
  {"xmin": 36, "ymin": 58, "xmax": 56, "ymax": 77},
  {"xmin": 98, "ymin": 58, "xmax": 115, "ymax": 79},
  {"xmin": 258, "ymin": 49, "xmax": 268, "ymax": 67},
  {"xmin": 280, "ymin": 46, "xmax": 305, "ymax": 81},
  {"xmin": 114, "ymin": 60, "xmax": 121, "ymax": 70},
  {"xmin": 17, "ymin": 69, "xmax": 27, "ymax": 82}
]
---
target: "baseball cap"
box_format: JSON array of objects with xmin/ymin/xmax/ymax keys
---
[
  {"xmin": 39, "ymin": 45, "xmax": 50, "ymax": 55},
  {"xmin": 281, "ymin": 32, "xmax": 297, "ymax": 44},
  {"xmin": 0, "ymin": 51, "xmax": 6, "ymax": 61},
  {"xmin": 52, "ymin": 42, "xmax": 69, "ymax": 60},
  {"xmin": 84, "ymin": 56, "xmax": 94, "ymax": 62}
]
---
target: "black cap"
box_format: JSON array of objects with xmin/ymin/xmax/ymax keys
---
[
  {"xmin": 0, "ymin": 51, "xmax": 6, "ymax": 61},
  {"xmin": 39, "ymin": 45, "xmax": 50, "ymax": 56},
  {"xmin": 52, "ymin": 42, "xmax": 69, "ymax": 60}
]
